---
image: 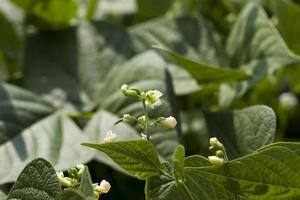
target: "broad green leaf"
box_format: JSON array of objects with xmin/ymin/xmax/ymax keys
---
[
  {"xmin": 130, "ymin": 16, "xmax": 226, "ymax": 95},
  {"xmin": 154, "ymin": 46, "xmax": 251, "ymax": 84},
  {"xmin": 186, "ymin": 143, "xmax": 300, "ymax": 200},
  {"xmin": 11, "ymin": 0, "xmax": 78, "ymax": 27},
  {"xmin": 78, "ymin": 166, "xmax": 94, "ymax": 198},
  {"xmin": 0, "ymin": 190, "xmax": 7, "ymax": 199},
  {"xmin": 81, "ymin": 140, "xmax": 162, "ymax": 179},
  {"xmin": 55, "ymin": 190, "xmax": 85, "ymax": 200},
  {"xmin": 83, "ymin": 110, "xmax": 140, "ymax": 175},
  {"xmin": 0, "ymin": 83, "xmax": 54, "ymax": 145},
  {"xmin": 149, "ymin": 155, "xmax": 235, "ymax": 200},
  {"xmin": 8, "ymin": 158, "xmax": 61, "ymax": 200},
  {"xmin": 0, "ymin": 104, "xmax": 93, "ymax": 184},
  {"xmin": 204, "ymin": 105, "xmax": 276, "ymax": 159},
  {"xmin": 96, "ymin": 50, "xmax": 170, "ymax": 115},
  {"xmin": 220, "ymin": 2, "xmax": 300, "ymax": 106}
]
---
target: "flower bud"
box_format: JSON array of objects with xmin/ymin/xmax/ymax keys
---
[
  {"xmin": 121, "ymin": 84, "xmax": 138, "ymax": 97},
  {"xmin": 103, "ymin": 130, "xmax": 117, "ymax": 143},
  {"xmin": 209, "ymin": 137, "xmax": 225, "ymax": 151},
  {"xmin": 208, "ymin": 156, "xmax": 224, "ymax": 167},
  {"xmin": 76, "ymin": 164, "xmax": 85, "ymax": 177},
  {"xmin": 94, "ymin": 180, "xmax": 111, "ymax": 194},
  {"xmin": 215, "ymin": 150, "xmax": 224, "ymax": 158},
  {"xmin": 122, "ymin": 114, "xmax": 135, "ymax": 122},
  {"xmin": 138, "ymin": 115, "xmax": 146, "ymax": 124},
  {"xmin": 161, "ymin": 116, "xmax": 177, "ymax": 128}
]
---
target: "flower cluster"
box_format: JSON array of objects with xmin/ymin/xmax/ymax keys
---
[
  {"xmin": 56, "ymin": 164, "xmax": 111, "ymax": 200},
  {"xmin": 208, "ymin": 137, "xmax": 227, "ymax": 167}
]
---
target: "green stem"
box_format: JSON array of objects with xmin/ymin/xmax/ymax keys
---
[
  {"xmin": 142, "ymin": 100, "xmax": 150, "ymax": 140},
  {"xmin": 145, "ymin": 178, "xmax": 150, "ymax": 200},
  {"xmin": 86, "ymin": 0, "xmax": 100, "ymax": 20}
]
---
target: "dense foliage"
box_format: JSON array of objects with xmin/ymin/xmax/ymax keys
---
[{"xmin": 1, "ymin": 0, "xmax": 300, "ymax": 199}]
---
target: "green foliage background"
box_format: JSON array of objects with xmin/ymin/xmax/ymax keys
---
[{"xmin": 1, "ymin": 0, "xmax": 300, "ymax": 199}]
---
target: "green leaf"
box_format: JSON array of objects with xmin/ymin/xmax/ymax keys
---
[
  {"xmin": 135, "ymin": 0, "xmax": 174, "ymax": 21},
  {"xmin": 0, "ymin": 88, "xmax": 93, "ymax": 184},
  {"xmin": 186, "ymin": 142, "xmax": 300, "ymax": 200},
  {"xmin": 172, "ymin": 145, "xmax": 185, "ymax": 182},
  {"xmin": 270, "ymin": 0, "xmax": 300, "ymax": 55},
  {"xmin": 78, "ymin": 166, "xmax": 94, "ymax": 198},
  {"xmin": 8, "ymin": 158, "xmax": 61, "ymax": 200},
  {"xmin": 81, "ymin": 140, "xmax": 162, "ymax": 179},
  {"xmin": 130, "ymin": 16, "xmax": 225, "ymax": 95},
  {"xmin": 204, "ymin": 105, "xmax": 276, "ymax": 159},
  {"xmin": 220, "ymin": 2, "xmax": 300, "ymax": 106},
  {"xmin": 154, "ymin": 46, "xmax": 251, "ymax": 84},
  {"xmin": 0, "ymin": 190, "xmax": 7, "ymax": 199},
  {"xmin": 0, "ymin": 83, "xmax": 54, "ymax": 145},
  {"xmin": 11, "ymin": 0, "xmax": 78, "ymax": 27},
  {"xmin": 149, "ymin": 155, "xmax": 235, "ymax": 200},
  {"xmin": 55, "ymin": 190, "xmax": 85, "ymax": 200}
]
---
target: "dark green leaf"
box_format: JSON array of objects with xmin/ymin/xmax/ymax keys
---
[
  {"xmin": 82, "ymin": 140, "xmax": 162, "ymax": 179},
  {"xmin": 186, "ymin": 143, "xmax": 300, "ymax": 200},
  {"xmin": 8, "ymin": 158, "xmax": 61, "ymax": 200},
  {"xmin": 55, "ymin": 190, "xmax": 85, "ymax": 200},
  {"xmin": 205, "ymin": 105, "xmax": 276, "ymax": 159}
]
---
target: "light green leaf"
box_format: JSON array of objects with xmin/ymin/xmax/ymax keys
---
[
  {"xmin": 0, "ymin": 190, "xmax": 7, "ymax": 199},
  {"xmin": 0, "ymin": 83, "xmax": 54, "ymax": 145},
  {"xmin": 8, "ymin": 158, "xmax": 61, "ymax": 200},
  {"xmin": 11, "ymin": 0, "xmax": 78, "ymax": 27},
  {"xmin": 130, "ymin": 16, "xmax": 225, "ymax": 95},
  {"xmin": 204, "ymin": 105, "xmax": 276, "ymax": 159},
  {"xmin": 154, "ymin": 46, "xmax": 251, "ymax": 84},
  {"xmin": 0, "ymin": 112, "xmax": 93, "ymax": 184},
  {"xmin": 81, "ymin": 140, "xmax": 162, "ymax": 179},
  {"xmin": 186, "ymin": 143, "xmax": 300, "ymax": 200}
]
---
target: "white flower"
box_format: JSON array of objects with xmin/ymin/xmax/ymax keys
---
[
  {"xmin": 141, "ymin": 133, "xmax": 147, "ymax": 140},
  {"xmin": 145, "ymin": 90, "xmax": 163, "ymax": 108},
  {"xmin": 94, "ymin": 180, "xmax": 111, "ymax": 194},
  {"xmin": 103, "ymin": 130, "xmax": 117, "ymax": 143},
  {"xmin": 56, "ymin": 171, "xmax": 64, "ymax": 179},
  {"xmin": 279, "ymin": 92, "xmax": 298, "ymax": 109},
  {"xmin": 209, "ymin": 137, "xmax": 218, "ymax": 147},
  {"xmin": 208, "ymin": 156, "xmax": 224, "ymax": 167},
  {"xmin": 161, "ymin": 116, "xmax": 177, "ymax": 128}
]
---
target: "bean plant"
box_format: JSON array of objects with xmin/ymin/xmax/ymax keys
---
[{"xmin": 2, "ymin": 0, "xmax": 300, "ymax": 200}]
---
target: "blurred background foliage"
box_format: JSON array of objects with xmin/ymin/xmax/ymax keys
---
[{"xmin": 1, "ymin": 0, "xmax": 300, "ymax": 199}]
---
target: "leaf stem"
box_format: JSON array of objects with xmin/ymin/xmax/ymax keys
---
[{"xmin": 145, "ymin": 178, "xmax": 150, "ymax": 200}]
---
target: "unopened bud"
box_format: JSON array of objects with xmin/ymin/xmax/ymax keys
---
[
  {"xmin": 215, "ymin": 150, "xmax": 224, "ymax": 158},
  {"xmin": 209, "ymin": 137, "xmax": 225, "ymax": 151},
  {"xmin": 208, "ymin": 156, "xmax": 224, "ymax": 167},
  {"xmin": 121, "ymin": 84, "xmax": 138, "ymax": 97},
  {"xmin": 161, "ymin": 116, "xmax": 177, "ymax": 128}
]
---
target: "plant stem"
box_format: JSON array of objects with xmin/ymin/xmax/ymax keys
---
[
  {"xmin": 145, "ymin": 178, "xmax": 150, "ymax": 200},
  {"xmin": 142, "ymin": 100, "xmax": 150, "ymax": 140}
]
